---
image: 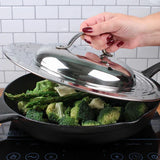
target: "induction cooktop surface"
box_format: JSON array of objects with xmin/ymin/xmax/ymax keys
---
[{"xmin": 0, "ymin": 113, "xmax": 160, "ymax": 160}]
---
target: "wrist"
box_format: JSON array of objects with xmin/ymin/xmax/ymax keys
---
[{"xmin": 139, "ymin": 12, "xmax": 160, "ymax": 47}]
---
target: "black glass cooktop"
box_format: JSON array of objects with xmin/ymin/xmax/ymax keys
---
[{"xmin": 0, "ymin": 114, "xmax": 160, "ymax": 160}]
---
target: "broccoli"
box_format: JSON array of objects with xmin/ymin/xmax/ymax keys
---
[
  {"xmin": 30, "ymin": 79, "xmax": 57, "ymax": 93},
  {"xmin": 104, "ymin": 103, "xmax": 111, "ymax": 108},
  {"xmin": 54, "ymin": 85, "xmax": 76, "ymax": 96},
  {"xmin": 82, "ymin": 120, "xmax": 100, "ymax": 126},
  {"xmin": 97, "ymin": 107, "xmax": 121, "ymax": 125},
  {"xmin": 82, "ymin": 96, "xmax": 92, "ymax": 104},
  {"xmin": 59, "ymin": 115, "xmax": 78, "ymax": 126},
  {"xmin": 124, "ymin": 102, "xmax": 148, "ymax": 122},
  {"xmin": 32, "ymin": 104, "xmax": 48, "ymax": 112},
  {"xmin": 89, "ymin": 98, "xmax": 106, "ymax": 110},
  {"xmin": 64, "ymin": 106, "xmax": 72, "ymax": 116},
  {"xmin": 5, "ymin": 90, "xmax": 58, "ymax": 101},
  {"xmin": 29, "ymin": 97, "xmax": 48, "ymax": 112},
  {"xmin": 46, "ymin": 102, "xmax": 64, "ymax": 122},
  {"xmin": 7, "ymin": 78, "xmax": 147, "ymax": 127},
  {"xmin": 26, "ymin": 109, "xmax": 45, "ymax": 122},
  {"xmin": 17, "ymin": 101, "xmax": 29, "ymax": 114},
  {"xmin": 70, "ymin": 100, "xmax": 95, "ymax": 123},
  {"xmin": 5, "ymin": 80, "xmax": 58, "ymax": 101}
]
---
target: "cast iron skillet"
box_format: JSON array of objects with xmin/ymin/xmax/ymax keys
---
[{"xmin": 0, "ymin": 63, "xmax": 160, "ymax": 144}]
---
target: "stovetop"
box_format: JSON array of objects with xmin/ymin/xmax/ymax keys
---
[{"xmin": 0, "ymin": 114, "xmax": 160, "ymax": 160}]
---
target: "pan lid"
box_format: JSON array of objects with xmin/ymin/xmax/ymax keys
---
[{"xmin": 3, "ymin": 33, "xmax": 160, "ymax": 102}]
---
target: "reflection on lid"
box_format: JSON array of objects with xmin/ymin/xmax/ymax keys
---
[
  {"xmin": 88, "ymin": 69, "xmax": 120, "ymax": 82},
  {"xmin": 41, "ymin": 57, "xmax": 68, "ymax": 71}
]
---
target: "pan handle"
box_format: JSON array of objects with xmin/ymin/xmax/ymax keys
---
[
  {"xmin": 0, "ymin": 97, "xmax": 20, "ymax": 123},
  {"xmin": 142, "ymin": 62, "xmax": 160, "ymax": 79}
]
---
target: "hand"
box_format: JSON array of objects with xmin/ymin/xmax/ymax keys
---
[{"xmin": 80, "ymin": 12, "xmax": 160, "ymax": 52}]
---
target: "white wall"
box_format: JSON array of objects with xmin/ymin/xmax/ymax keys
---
[{"xmin": 0, "ymin": 0, "xmax": 160, "ymax": 87}]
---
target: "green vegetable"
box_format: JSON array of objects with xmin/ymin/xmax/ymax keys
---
[
  {"xmin": 46, "ymin": 102, "xmax": 64, "ymax": 122},
  {"xmin": 25, "ymin": 92, "xmax": 89, "ymax": 108},
  {"xmin": 82, "ymin": 96, "xmax": 92, "ymax": 104},
  {"xmin": 59, "ymin": 115, "xmax": 78, "ymax": 126},
  {"xmin": 64, "ymin": 106, "xmax": 72, "ymax": 116},
  {"xmin": 5, "ymin": 79, "xmax": 58, "ymax": 101},
  {"xmin": 124, "ymin": 102, "xmax": 148, "ymax": 122},
  {"xmin": 32, "ymin": 104, "xmax": 48, "ymax": 112},
  {"xmin": 89, "ymin": 98, "xmax": 105, "ymax": 110},
  {"xmin": 28, "ymin": 79, "xmax": 57, "ymax": 93},
  {"xmin": 54, "ymin": 85, "xmax": 76, "ymax": 96},
  {"xmin": 17, "ymin": 101, "xmax": 29, "ymax": 114},
  {"xmin": 70, "ymin": 100, "xmax": 95, "ymax": 123},
  {"xmin": 26, "ymin": 109, "xmax": 45, "ymax": 122},
  {"xmin": 5, "ymin": 79, "xmax": 150, "ymax": 127},
  {"xmin": 5, "ymin": 91, "xmax": 58, "ymax": 101},
  {"xmin": 82, "ymin": 120, "xmax": 100, "ymax": 126},
  {"xmin": 97, "ymin": 107, "xmax": 121, "ymax": 125}
]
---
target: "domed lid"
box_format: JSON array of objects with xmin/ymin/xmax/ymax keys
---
[{"xmin": 3, "ymin": 33, "xmax": 160, "ymax": 102}]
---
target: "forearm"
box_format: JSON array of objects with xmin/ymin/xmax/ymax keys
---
[{"xmin": 140, "ymin": 12, "xmax": 160, "ymax": 46}]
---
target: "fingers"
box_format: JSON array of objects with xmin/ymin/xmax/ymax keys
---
[
  {"xmin": 82, "ymin": 19, "xmax": 120, "ymax": 36},
  {"xmin": 80, "ymin": 14, "xmax": 105, "ymax": 31},
  {"xmin": 83, "ymin": 33, "xmax": 115, "ymax": 50},
  {"xmin": 80, "ymin": 12, "xmax": 114, "ymax": 31},
  {"xmin": 106, "ymin": 41, "xmax": 124, "ymax": 53},
  {"xmin": 80, "ymin": 12, "xmax": 125, "ymax": 52},
  {"xmin": 83, "ymin": 33, "xmax": 125, "ymax": 52}
]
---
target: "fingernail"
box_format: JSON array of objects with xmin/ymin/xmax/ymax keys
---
[
  {"xmin": 107, "ymin": 39, "xmax": 114, "ymax": 46},
  {"xmin": 84, "ymin": 39, "xmax": 91, "ymax": 44},
  {"xmin": 107, "ymin": 34, "xmax": 113, "ymax": 41},
  {"xmin": 82, "ymin": 27, "xmax": 93, "ymax": 33},
  {"xmin": 117, "ymin": 41, "xmax": 124, "ymax": 47}
]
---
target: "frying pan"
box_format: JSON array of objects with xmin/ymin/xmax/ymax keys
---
[{"xmin": 0, "ymin": 62, "xmax": 159, "ymax": 144}]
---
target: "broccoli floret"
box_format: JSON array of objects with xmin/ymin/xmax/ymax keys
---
[
  {"xmin": 89, "ymin": 98, "xmax": 106, "ymax": 110},
  {"xmin": 27, "ymin": 80, "xmax": 57, "ymax": 94},
  {"xmin": 114, "ymin": 106, "xmax": 124, "ymax": 122},
  {"xmin": 82, "ymin": 120, "xmax": 100, "ymax": 126},
  {"xmin": 70, "ymin": 105, "xmax": 78, "ymax": 119},
  {"xmin": 104, "ymin": 103, "xmax": 111, "ymax": 108},
  {"xmin": 46, "ymin": 102, "xmax": 64, "ymax": 122},
  {"xmin": 82, "ymin": 96, "xmax": 92, "ymax": 104},
  {"xmin": 17, "ymin": 101, "xmax": 29, "ymax": 114},
  {"xmin": 70, "ymin": 100, "xmax": 95, "ymax": 123},
  {"xmin": 54, "ymin": 85, "xmax": 76, "ymax": 96},
  {"xmin": 124, "ymin": 102, "xmax": 148, "ymax": 122},
  {"xmin": 64, "ymin": 106, "xmax": 72, "ymax": 116},
  {"xmin": 33, "ymin": 104, "xmax": 48, "ymax": 112},
  {"xmin": 26, "ymin": 109, "xmax": 45, "ymax": 122},
  {"xmin": 97, "ymin": 107, "xmax": 121, "ymax": 125},
  {"xmin": 59, "ymin": 115, "xmax": 78, "ymax": 126}
]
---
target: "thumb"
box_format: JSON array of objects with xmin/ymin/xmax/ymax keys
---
[{"xmin": 82, "ymin": 19, "xmax": 120, "ymax": 36}]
